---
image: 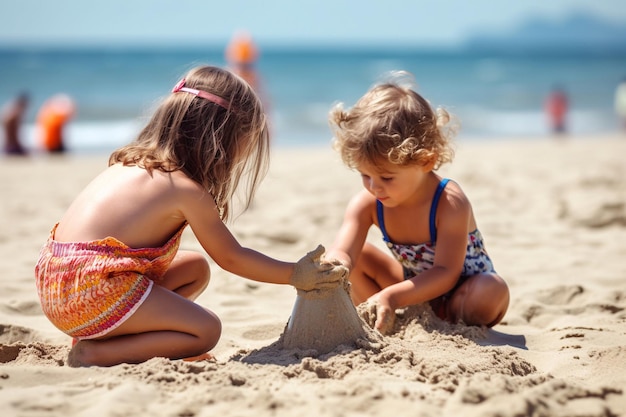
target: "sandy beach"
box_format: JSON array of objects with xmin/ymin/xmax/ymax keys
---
[{"xmin": 1, "ymin": 134, "xmax": 625, "ymax": 417}]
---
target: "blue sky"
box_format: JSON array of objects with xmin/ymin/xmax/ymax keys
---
[{"xmin": 1, "ymin": 0, "xmax": 625, "ymax": 48}]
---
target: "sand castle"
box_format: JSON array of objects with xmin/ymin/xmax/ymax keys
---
[{"xmin": 279, "ymin": 277, "xmax": 382, "ymax": 355}]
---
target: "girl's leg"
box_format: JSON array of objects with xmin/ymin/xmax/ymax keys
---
[
  {"xmin": 68, "ymin": 285, "xmax": 221, "ymax": 367},
  {"xmin": 158, "ymin": 250, "xmax": 210, "ymax": 300},
  {"xmin": 447, "ymin": 273, "xmax": 510, "ymax": 327},
  {"xmin": 349, "ymin": 243, "xmax": 403, "ymax": 305},
  {"xmin": 69, "ymin": 251, "xmax": 210, "ymax": 350}
]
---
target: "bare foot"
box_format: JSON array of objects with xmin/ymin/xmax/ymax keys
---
[
  {"xmin": 182, "ymin": 352, "xmax": 215, "ymax": 362},
  {"xmin": 67, "ymin": 342, "xmax": 87, "ymax": 367}
]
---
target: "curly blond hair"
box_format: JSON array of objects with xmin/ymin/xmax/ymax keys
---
[
  {"xmin": 330, "ymin": 71, "xmax": 457, "ymax": 171},
  {"xmin": 109, "ymin": 65, "xmax": 269, "ymax": 222}
]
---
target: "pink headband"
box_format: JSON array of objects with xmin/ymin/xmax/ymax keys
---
[{"xmin": 171, "ymin": 79, "xmax": 230, "ymax": 109}]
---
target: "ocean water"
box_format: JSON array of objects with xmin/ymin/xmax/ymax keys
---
[{"xmin": 1, "ymin": 47, "xmax": 625, "ymax": 153}]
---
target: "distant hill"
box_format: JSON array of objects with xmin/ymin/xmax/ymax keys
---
[{"xmin": 464, "ymin": 12, "xmax": 626, "ymax": 54}]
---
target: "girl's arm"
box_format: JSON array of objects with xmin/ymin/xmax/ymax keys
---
[
  {"xmin": 177, "ymin": 182, "xmax": 295, "ymax": 285},
  {"xmin": 324, "ymin": 190, "xmax": 376, "ymax": 269}
]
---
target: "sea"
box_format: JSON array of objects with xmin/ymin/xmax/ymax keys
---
[{"xmin": 1, "ymin": 46, "xmax": 625, "ymax": 153}]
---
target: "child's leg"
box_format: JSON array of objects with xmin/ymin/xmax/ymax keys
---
[
  {"xmin": 349, "ymin": 243, "xmax": 403, "ymax": 305},
  {"xmin": 447, "ymin": 273, "xmax": 509, "ymax": 327},
  {"xmin": 69, "ymin": 251, "xmax": 209, "ymax": 350},
  {"xmin": 68, "ymin": 285, "xmax": 221, "ymax": 367},
  {"xmin": 158, "ymin": 250, "xmax": 210, "ymax": 300}
]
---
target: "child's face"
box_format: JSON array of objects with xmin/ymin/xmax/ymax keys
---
[{"xmin": 357, "ymin": 160, "xmax": 429, "ymax": 207}]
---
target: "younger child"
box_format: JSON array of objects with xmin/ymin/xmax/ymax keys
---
[
  {"xmin": 35, "ymin": 65, "xmax": 344, "ymax": 367},
  {"xmin": 324, "ymin": 71, "xmax": 509, "ymax": 334}
]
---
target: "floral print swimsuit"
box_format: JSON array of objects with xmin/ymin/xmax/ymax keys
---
[{"xmin": 377, "ymin": 178, "xmax": 496, "ymax": 317}]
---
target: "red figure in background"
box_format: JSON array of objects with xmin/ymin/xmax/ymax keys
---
[{"xmin": 545, "ymin": 87, "xmax": 568, "ymax": 134}]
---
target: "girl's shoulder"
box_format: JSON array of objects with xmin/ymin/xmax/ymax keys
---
[
  {"xmin": 441, "ymin": 178, "xmax": 469, "ymax": 200},
  {"xmin": 350, "ymin": 189, "xmax": 377, "ymax": 208},
  {"xmin": 156, "ymin": 169, "xmax": 209, "ymax": 202},
  {"xmin": 345, "ymin": 189, "xmax": 378, "ymax": 225},
  {"xmin": 439, "ymin": 179, "xmax": 472, "ymax": 217},
  {"xmin": 105, "ymin": 164, "xmax": 204, "ymax": 196}
]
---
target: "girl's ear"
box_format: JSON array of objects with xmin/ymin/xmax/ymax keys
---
[{"xmin": 420, "ymin": 155, "xmax": 437, "ymax": 172}]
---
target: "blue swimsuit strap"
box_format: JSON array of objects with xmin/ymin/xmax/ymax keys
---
[
  {"xmin": 429, "ymin": 178, "xmax": 449, "ymax": 243},
  {"xmin": 376, "ymin": 178, "xmax": 450, "ymax": 244},
  {"xmin": 376, "ymin": 199, "xmax": 390, "ymax": 242}
]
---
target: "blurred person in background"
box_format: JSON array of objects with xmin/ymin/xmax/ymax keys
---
[
  {"xmin": 614, "ymin": 77, "xmax": 626, "ymax": 131},
  {"xmin": 2, "ymin": 92, "xmax": 29, "ymax": 155},
  {"xmin": 225, "ymin": 31, "xmax": 270, "ymax": 113},
  {"xmin": 545, "ymin": 86, "xmax": 568, "ymax": 134},
  {"xmin": 37, "ymin": 94, "xmax": 76, "ymax": 153}
]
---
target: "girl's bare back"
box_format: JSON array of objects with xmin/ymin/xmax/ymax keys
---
[{"xmin": 55, "ymin": 164, "xmax": 201, "ymax": 248}]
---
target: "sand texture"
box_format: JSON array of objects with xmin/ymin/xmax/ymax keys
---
[
  {"xmin": 279, "ymin": 279, "xmax": 380, "ymax": 354},
  {"xmin": 1, "ymin": 135, "xmax": 625, "ymax": 416}
]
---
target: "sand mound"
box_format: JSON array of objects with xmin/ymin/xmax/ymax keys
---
[{"xmin": 278, "ymin": 278, "xmax": 381, "ymax": 355}]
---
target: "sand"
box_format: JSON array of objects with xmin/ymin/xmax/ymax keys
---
[
  {"xmin": 1, "ymin": 134, "xmax": 625, "ymax": 417},
  {"xmin": 279, "ymin": 278, "xmax": 380, "ymax": 354}
]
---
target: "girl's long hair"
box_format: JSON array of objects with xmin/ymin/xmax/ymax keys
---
[{"xmin": 109, "ymin": 65, "xmax": 269, "ymax": 221}]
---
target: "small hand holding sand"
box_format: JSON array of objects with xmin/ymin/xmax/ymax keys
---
[
  {"xmin": 374, "ymin": 303, "xmax": 396, "ymax": 335},
  {"xmin": 290, "ymin": 245, "xmax": 348, "ymax": 291},
  {"xmin": 359, "ymin": 297, "xmax": 396, "ymax": 335}
]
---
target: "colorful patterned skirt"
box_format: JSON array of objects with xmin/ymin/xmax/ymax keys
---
[{"xmin": 35, "ymin": 223, "xmax": 186, "ymax": 339}]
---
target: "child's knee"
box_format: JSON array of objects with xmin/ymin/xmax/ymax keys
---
[
  {"xmin": 190, "ymin": 253, "xmax": 210, "ymax": 280},
  {"xmin": 186, "ymin": 253, "xmax": 211, "ymax": 293},
  {"xmin": 197, "ymin": 257, "xmax": 211, "ymax": 287},
  {"xmin": 450, "ymin": 274, "xmax": 509, "ymax": 326},
  {"xmin": 482, "ymin": 275, "xmax": 510, "ymax": 321},
  {"xmin": 198, "ymin": 310, "xmax": 222, "ymax": 351}
]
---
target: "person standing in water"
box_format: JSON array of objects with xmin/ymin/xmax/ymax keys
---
[
  {"xmin": 545, "ymin": 86, "xmax": 568, "ymax": 134},
  {"xmin": 225, "ymin": 31, "xmax": 270, "ymax": 112},
  {"xmin": 2, "ymin": 92, "xmax": 29, "ymax": 155},
  {"xmin": 614, "ymin": 77, "xmax": 626, "ymax": 131},
  {"xmin": 37, "ymin": 94, "xmax": 75, "ymax": 153}
]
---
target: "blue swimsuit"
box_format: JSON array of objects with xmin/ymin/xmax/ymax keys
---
[{"xmin": 377, "ymin": 178, "xmax": 496, "ymax": 281}]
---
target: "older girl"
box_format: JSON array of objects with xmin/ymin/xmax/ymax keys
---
[{"xmin": 35, "ymin": 65, "xmax": 343, "ymax": 366}]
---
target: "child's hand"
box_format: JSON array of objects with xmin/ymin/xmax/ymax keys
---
[
  {"xmin": 290, "ymin": 245, "xmax": 348, "ymax": 291},
  {"xmin": 361, "ymin": 295, "xmax": 395, "ymax": 335}
]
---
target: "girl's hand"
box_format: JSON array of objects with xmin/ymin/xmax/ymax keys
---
[
  {"xmin": 374, "ymin": 301, "xmax": 395, "ymax": 335},
  {"xmin": 290, "ymin": 245, "xmax": 348, "ymax": 291},
  {"xmin": 361, "ymin": 295, "xmax": 395, "ymax": 335}
]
